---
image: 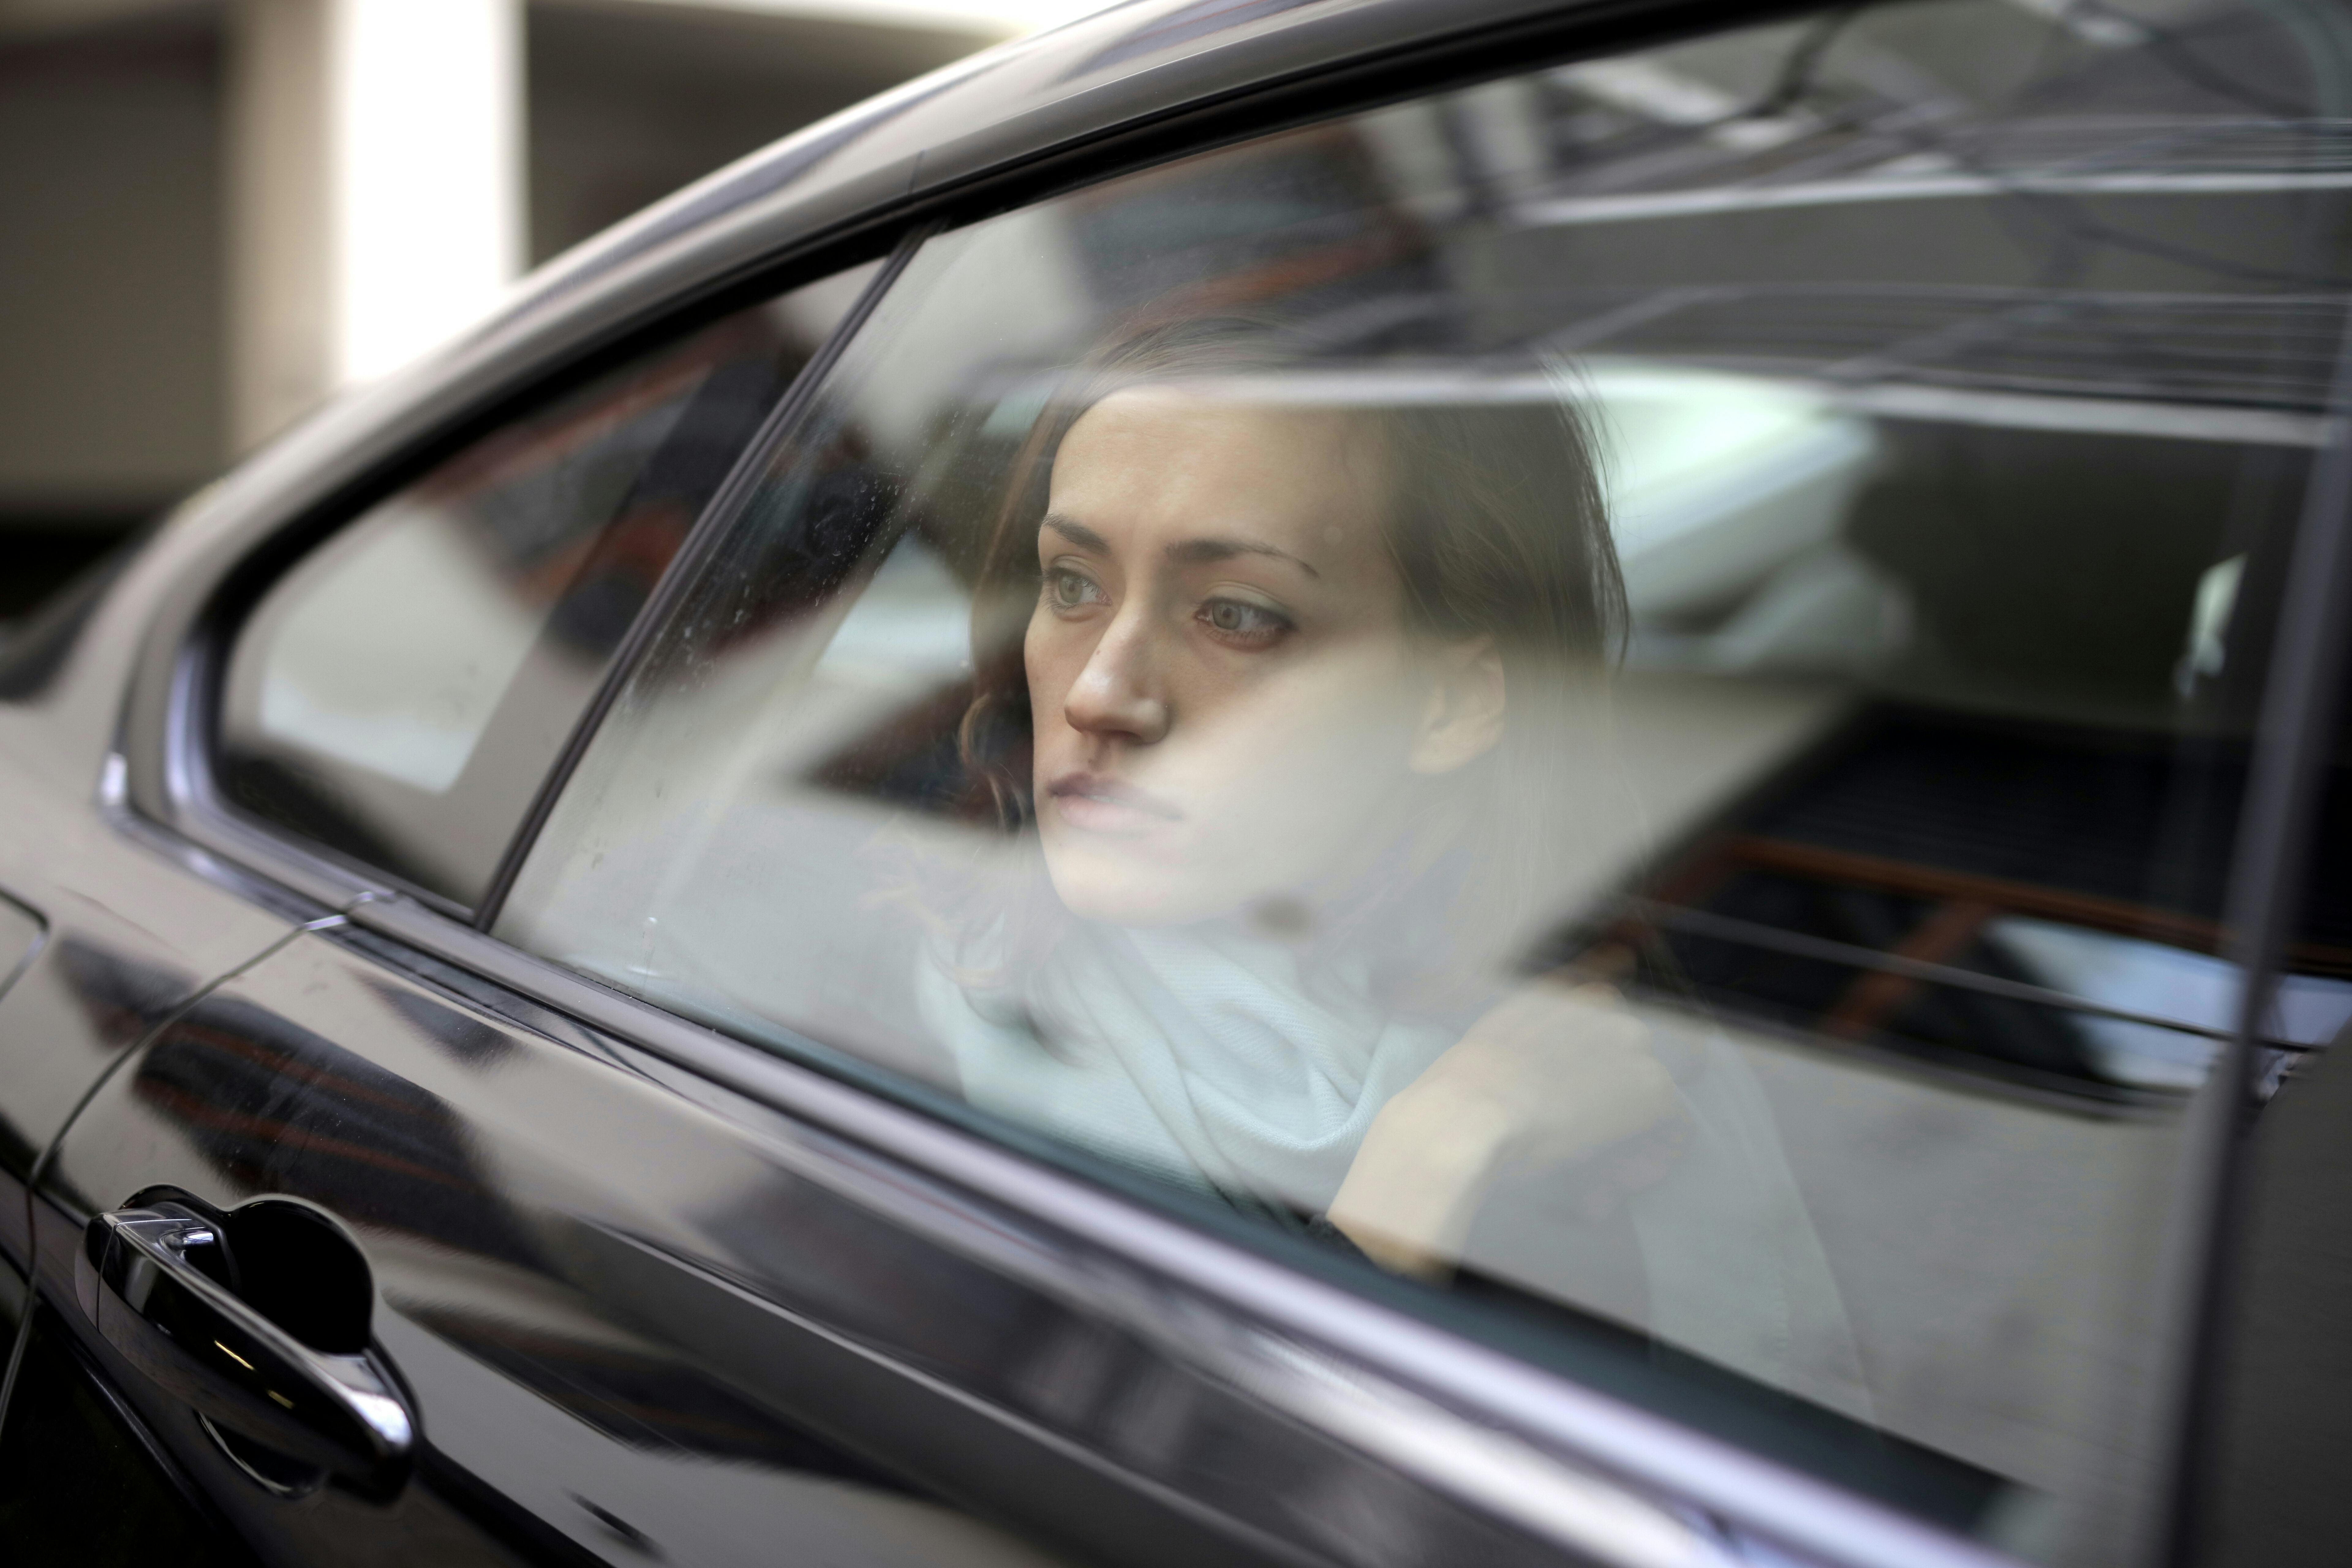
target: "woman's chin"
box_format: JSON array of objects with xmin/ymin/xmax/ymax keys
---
[{"xmin": 1042, "ymin": 851, "xmax": 1247, "ymax": 929}]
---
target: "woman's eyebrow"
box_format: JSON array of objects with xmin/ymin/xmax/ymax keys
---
[
  {"xmin": 1041, "ymin": 514, "xmax": 1319, "ymax": 579},
  {"xmin": 1041, "ymin": 515, "xmax": 1110, "ymax": 552},
  {"xmin": 1166, "ymin": 537, "xmax": 1320, "ymax": 579}
]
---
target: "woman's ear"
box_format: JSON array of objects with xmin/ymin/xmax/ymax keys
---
[{"xmin": 1409, "ymin": 638, "xmax": 1506, "ymax": 775}]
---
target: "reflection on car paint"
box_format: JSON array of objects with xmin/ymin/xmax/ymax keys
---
[
  {"xmin": 46, "ymin": 926, "xmax": 1817, "ymax": 1565},
  {"xmin": 128, "ymin": 997, "xmax": 546, "ymax": 1268}
]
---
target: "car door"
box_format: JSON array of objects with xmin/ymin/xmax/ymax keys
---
[
  {"xmin": 0, "ymin": 259, "xmax": 886, "ymax": 1561},
  {"xmin": 22, "ymin": 0, "xmax": 2352, "ymax": 1565}
]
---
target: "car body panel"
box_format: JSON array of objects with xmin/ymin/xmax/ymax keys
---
[
  {"xmin": 32, "ymin": 918, "xmax": 1713, "ymax": 1568},
  {"xmin": 0, "ymin": 741, "xmax": 316, "ymax": 1266}
]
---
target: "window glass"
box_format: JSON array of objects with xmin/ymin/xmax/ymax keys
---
[
  {"xmin": 497, "ymin": 2, "xmax": 2352, "ymax": 1556},
  {"xmin": 216, "ymin": 263, "xmax": 879, "ymax": 907}
]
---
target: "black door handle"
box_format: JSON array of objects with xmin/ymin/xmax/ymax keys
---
[{"xmin": 74, "ymin": 1201, "xmax": 414, "ymax": 1498}]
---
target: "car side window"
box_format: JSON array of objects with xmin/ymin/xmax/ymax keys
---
[
  {"xmin": 496, "ymin": 1, "xmax": 2349, "ymax": 1558},
  {"xmin": 214, "ymin": 263, "xmax": 879, "ymax": 908}
]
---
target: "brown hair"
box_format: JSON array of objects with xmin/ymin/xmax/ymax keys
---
[{"xmin": 954, "ymin": 317, "xmax": 1626, "ymax": 986}]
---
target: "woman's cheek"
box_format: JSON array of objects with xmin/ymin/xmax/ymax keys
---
[
  {"xmin": 1023, "ymin": 616, "xmax": 1078, "ymax": 722},
  {"xmin": 1193, "ymin": 657, "xmax": 1417, "ymax": 830}
]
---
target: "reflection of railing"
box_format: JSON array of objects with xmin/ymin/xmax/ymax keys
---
[
  {"xmin": 1552, "ymin": 285, "xmax": 2349, "ymax": 413},
  {"xmin": 1608, "ymin": 829, "xmax": 2352, "ymax": 1036},
  {"xmin": 1553, "ymin": 705, "xmax": 2352, "ymax": 1096},
  {"xmin": 1517, "ymin": 119, "xmax": 2352, "ymax": 224},
  {"xmin": 1559, "ymin": 818, "xmax": 2350, "ymax": 1107},
  {"xmin": 1721, "ymin": 835, "xmax": 2235, "ymax": 957},
  {"xmin": 977, "ymin": 274, "xmax": 2348, "ymax": 424},
  {"xmin": 1162, "ymin": 285, "xmax": 2345, "ymax": 443},
  {"xmin": 1610, "ymin": 896, "xmax": 2305, "ymax": 1054}
]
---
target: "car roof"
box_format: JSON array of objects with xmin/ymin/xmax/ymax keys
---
[{"xmin": 518, "ymin": 0, "xmax": 1570, "ymax": 328}]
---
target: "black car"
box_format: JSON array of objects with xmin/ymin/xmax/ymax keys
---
[{"xmin": 2, "ymin": 0, "xmax": 2348, "ymax": 1564}]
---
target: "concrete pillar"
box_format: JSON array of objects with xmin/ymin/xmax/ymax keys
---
[
  {"xmin": 227, "ymin": 0, "xmax": 331, "ymax": 450},
  {"xmin": 227, "ymin": 0, "xmax": 522, "ymax": 450}
]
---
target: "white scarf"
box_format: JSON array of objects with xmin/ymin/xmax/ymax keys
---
[
  {"xmin": 918, "ymin": 917, "xmax": 1457, "ymax": 1214},
  {"xmin": 919, "ymin": 919, "xmax": 1873, "ymax": 1420}
]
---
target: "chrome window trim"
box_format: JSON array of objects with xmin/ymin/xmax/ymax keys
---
[{"xmin": 96, "ymin": 748, "xmax": 349, "ymax": 929}]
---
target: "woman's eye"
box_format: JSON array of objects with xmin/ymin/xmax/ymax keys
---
[
  {"xmin": 1047, "ymin": 569, "xmax": 1103, "ymax": 610},
  {"xmin": 1199, "ymin": 598, "xmax": 1292, "ymax": 646}
]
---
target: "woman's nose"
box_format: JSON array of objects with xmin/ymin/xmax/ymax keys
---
[{"xmin": 1063, "ymin": 610, "xmax": 1170, "ymax": 744}]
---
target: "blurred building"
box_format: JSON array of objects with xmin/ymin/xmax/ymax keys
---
[{"xmin": 0, "ymin": 0, "xmax": 1026, "ymax": 618}]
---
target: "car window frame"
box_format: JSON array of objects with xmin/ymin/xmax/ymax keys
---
[
  {"xmin": 116, "ymin": 2, "xmax": 2352, "ymax": 1563},
  {"xmin": 2167, "ymin": 377, "xmax": 2352, "ymax": 1559},
  {"xmin": 174, "ymin": 243, "xmax": 911, "ymax": 924}
]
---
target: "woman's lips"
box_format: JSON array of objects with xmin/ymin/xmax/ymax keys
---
[{"xmin": 1046, "ymin": 772, "xmax": 1182, "ymax": 835}]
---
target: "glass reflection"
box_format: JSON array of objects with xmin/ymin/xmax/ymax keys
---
[
  {"xmin": 218, "ymin": 270, "xmax": 875, "ymax": 906},
  {"xmin": 499, "ymin": 0, "xmax": 2352, "ymax": 1558}
]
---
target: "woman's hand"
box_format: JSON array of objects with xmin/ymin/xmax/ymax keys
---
[{"xmin": 1327, "ymin": 981, "xmax": 1682, "ymax": 1277}]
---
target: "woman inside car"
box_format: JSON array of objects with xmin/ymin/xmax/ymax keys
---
[{"xmin": 916, "ymin": 319, "xmax": 1865, "ymax": 1412}]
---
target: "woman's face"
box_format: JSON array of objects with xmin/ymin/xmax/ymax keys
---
[{"xmin": 1026, "ymin": 388, "xmax": 1491, "ymax": 928}]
